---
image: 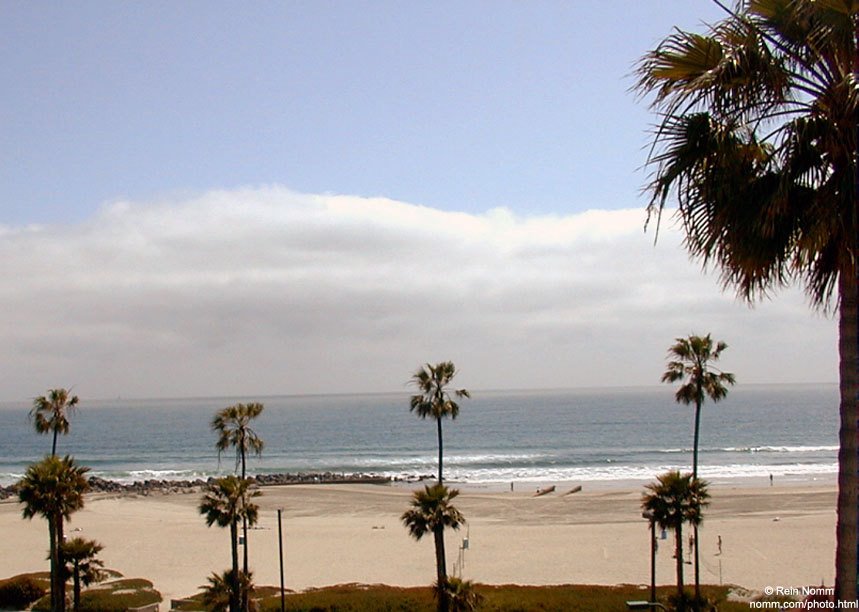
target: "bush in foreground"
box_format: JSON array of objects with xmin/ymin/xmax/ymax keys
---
[{"xmin": 0, "ymin": 573, "xmax": 48, "ymax": 609}]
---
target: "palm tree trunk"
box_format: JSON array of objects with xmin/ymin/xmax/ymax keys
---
[
  {"xmin": 230, "ymin": 521, "xmax": 240, "ymax": 612},
  {"xmin": 835, "ymin": 263, "xmax": 858, "ymax": 605},
  {"xmin": 675, "ymin": 523, "xmax": 685, "ymax": 611},
  {"xmin": 437, "ymin": 418, "xmax": 444, "ymax": 484},
  {"xmin": 692, "ymin": 399, "xmax": 701, "ymax": 478},
  {"xmin": 56, "ymin": 515, "xmax": 66, "ymax": 612},
  {"xmin": 240, "ymin": 448, "xmax": 249, "ymax": 612},
  {"xmin": 433, "ymin": 524, "xmax": 449, "ymax": 612},
  {"xmin": 692, "ymin": 398, "xmax": 701, "ymax": 609},
  {"xmin": 51, "ymin": 429, "xmax": 58, "ymax": 457},
  {"xmin": 49, "ymin": 518, "xmax": 57, "ymax": 612},
  {"xmin": 693, "ymin": 523, "xmax": 700, "ymax": 610},
  {"xmin": 73, "ymin": 563, "xmax": 81, "ymax": 612}
]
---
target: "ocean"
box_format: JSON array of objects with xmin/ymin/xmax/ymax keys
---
[{"xmin": 0, "ymin": 384, "xmax": 838, "ymax": 487}]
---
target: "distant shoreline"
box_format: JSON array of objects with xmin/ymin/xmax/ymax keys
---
[
  {"xmin": 0, "ymin": 468, "xmax": 837, "ymax": 502},
  {"xmin": 0, "ymin": 471, "xmax": 399, "ymax": 500}
]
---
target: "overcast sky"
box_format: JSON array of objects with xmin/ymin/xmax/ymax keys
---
[{"xmin": 0, "ymin": 2, "xmax": 836, "ymax": 400}]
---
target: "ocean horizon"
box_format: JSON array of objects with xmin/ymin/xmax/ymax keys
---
[{"xmin": 0, "ymin": 383, "xmax": 838, "ymax": 487}]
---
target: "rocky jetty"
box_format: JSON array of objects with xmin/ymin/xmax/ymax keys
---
[{"xmin": 0, "ymin": 472, "xmax": 395, "ymax": 500}]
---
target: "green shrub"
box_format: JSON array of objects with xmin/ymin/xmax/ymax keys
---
[
  {"xmin": 0, "ymin": 574, "xmax": 47, "ymax": 609},
  {"xmin": 77, "ymin": 578, "xmax": 161, "ymax": 611}
]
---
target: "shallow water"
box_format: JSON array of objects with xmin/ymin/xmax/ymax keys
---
[{"xmin": 0, "ymin": 383, "xmax": 837, "ymax": 485}]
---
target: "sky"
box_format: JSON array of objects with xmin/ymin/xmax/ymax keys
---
[{"xmin": 0, "ymin": 2, "xmax": 836, "ymax": 401}]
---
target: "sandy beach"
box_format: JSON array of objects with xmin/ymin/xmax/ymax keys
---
[{"xmin": 0, "ymin": 479, "xmax": 835, "ymax": 606}]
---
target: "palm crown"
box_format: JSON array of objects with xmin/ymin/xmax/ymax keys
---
[
  {"xmin": 212, "ymin": 403, "xmax": 265, "ymax": 477},
  {"xmin": 19, "ymin": 455, "xmax": 90, "ymax": 523},
  {"xmin": 410, "ymin": 362, "xmax": 470, "ymax": 421},
  {"xmin": 30, "ymin": 389, "xmax": 79, "ymax": 456},
  {"xmin": 401, "ymin": 483, "xmax": 466, "ymax": 541},
  {"xmin": 662, "ymin": 335, "xmax": 736, "ymax": 409},
  {"xmin": 642, "ymin": 471, "xmax": 710, "ymax": 532},
  {"xmin": 636, "ymin": 0, "xmax": 856, "ymax": 307},
  {"xmin": 199, "ymin": 475, "xmax": 261, "ymax": 529}
]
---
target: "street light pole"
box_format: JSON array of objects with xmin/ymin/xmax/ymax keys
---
[{"xmin": 278, "ymin": 508, "xmax": 285, "ymax": 612}]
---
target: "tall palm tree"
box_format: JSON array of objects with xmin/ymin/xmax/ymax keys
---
[
  {"xmin": 212, "ymin": 402, "xmax": 265, "ymax": 590},
  {"xmin": 60, "ymin": 537, "xmax": 105, "ymax": 612},
  {"xmin": 641, "ymin": 471, "xmax": 710, "ymax": 611},
  {"xmin": 663, "ymin": 334, "xmax": 735, "ymax": 604},
  {"xmin": 410, "ymin": 362, "xmax": 470, "ymax": 483},
  {"xmin": 31, "ymin": 389, "xmax": 79, "ymax": 457},
  {"xmin": 663, "ymin": 334, "xmax": 736, "ymax": 478},
  {"xmin": 636, "ymin": 0, "xmax": 857, "ymax": 600},
  {"xmin": 401, "ymin": 483, "xmax": 466, "ymax": 612},
  {"xmin": 18, "ymin": 455, "xmax": 90, "ymax": 612},
  {"xmin": 199, "ymin": 475, "xmax": 260, "ymax": 612}
]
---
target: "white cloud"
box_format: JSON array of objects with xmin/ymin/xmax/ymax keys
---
[{"xmin": 0, "ymin": 187, "xmax": 836, "ymax": 400}]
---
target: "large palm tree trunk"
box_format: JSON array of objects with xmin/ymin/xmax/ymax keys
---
[
  {"xmin": 56, "ymin": 515, "xmax": 66, "ymax": 612},
  {"xmin": 57, "ymin": 514, "xmax": 66, "ymax": 612},
  {"xmin": 433, "ymin": 524, "xmax": 449, "ymax": 612},
  {"xmin": 48, "ymin": 518, "xmax": 57, "ymax": 612},
  {"xmin": 230, "ymin": 521, "xmax": 240, "ymax": 612},
  {"xmin": 835, "ymin": 265, "xmax": 858, "ymax": 605}
]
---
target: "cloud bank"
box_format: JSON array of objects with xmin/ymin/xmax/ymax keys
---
[{"xmin": 0, "ymin": 187, "xmax": 836, "ymax": 400}]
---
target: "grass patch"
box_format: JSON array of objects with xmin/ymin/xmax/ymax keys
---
[
  {"xmin": 30, "ymin": 576, "xmax": 161, "ymax": 611},
  {"xmin": 78, "ymin": 578, "xmax": 161, "ymax": 611},
  {"xmin": 169, "ymin": 582, "xmax": 749, "ymax": 612},
  {"xmin": 258, "ymin": 583, "xmax": 433, "ymax": 611}
]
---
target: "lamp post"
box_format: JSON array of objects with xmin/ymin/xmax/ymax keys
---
[
  {"xmin": 277, "ymin": 508, "xmax": 285, "ymax": 612},
  {"xmin": 642, "ymin": 510, "xmax": 657, "ymax": 606}
]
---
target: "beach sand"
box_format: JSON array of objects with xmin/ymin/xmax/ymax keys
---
[{"xmin": 0, "ymin": 479, "xmax": 836, "ymax": 605}]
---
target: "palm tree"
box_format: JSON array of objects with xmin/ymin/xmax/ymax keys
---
[
  {"xmin": 18, "ymin": 455, "xmax": 90, "ymax": 612},
  {"xmin": 636, "ymin": 0, "xmax": 857, "ymax": 600},
  {"xmin": 410, "ymin": 362, "xmax": 470, "ymax": 483},
  {"xmin": 443, "ymin": 576, "xmax": 483, "ymax": 612},
  {"xmin": 401, "ymin": 483, "xmax": 466, "ymax": 612},
  {"xmin": 200, "ymin": 571, "xmax": 233, "ymax": 612},
  {"xmin": 663, "ymin": 334, "xmax": 735, "ymax": 604},
  {"xmin": 641, "ymin": 471, "xmax": 710, "ymax": 611},
  {"xmin": 60, "ymin": 537, "xmax": 105, "ymax": 612},
  {"xmin": 200, "ymin": 570, "xmax": 256, "ymax": 612},
  {"xmin": 212, "ymin": 402, "xmax": 265, "ymax": 587},
  {"xmin": 663, "ymin": 334, "xmax": 735, "ymax": 478},
  {"xmin": 31, "ymin": 389, "xmax": 79, "ymax": 456},
  {"xmin": 199, "ymin": 475, "xmax": 260, "ymax": 612}
]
